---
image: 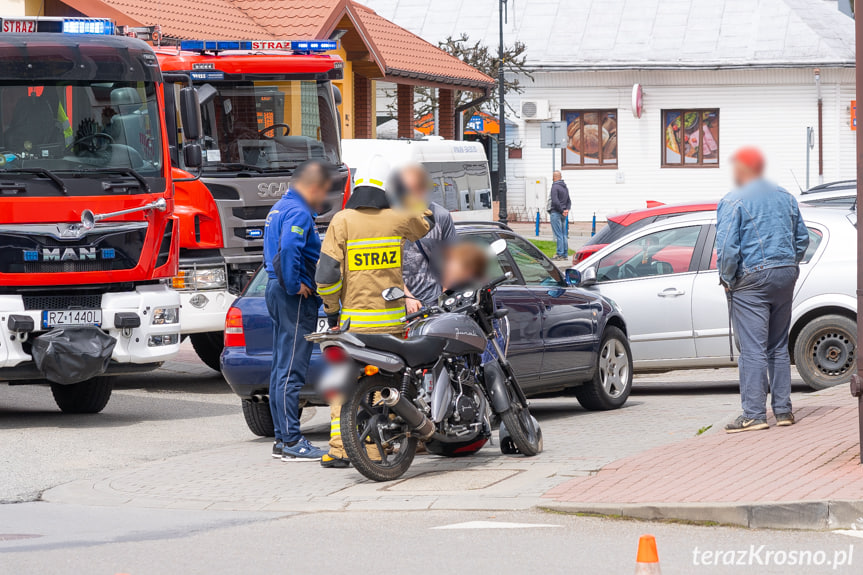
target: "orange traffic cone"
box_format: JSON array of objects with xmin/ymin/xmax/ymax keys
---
[{"xmin": 635, "ymin": 534, "xmax": 661, "ymax": 574}]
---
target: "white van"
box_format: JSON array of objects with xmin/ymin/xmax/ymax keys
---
[{"xmin": 341, "ymin": 137, "xmax": 493, "ymax": 220}]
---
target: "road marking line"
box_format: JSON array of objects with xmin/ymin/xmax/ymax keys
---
[
  {"xmin": 431, "ymin": 521, "xmax": 560, "ymax": 530},
  {"xmin": 834, "ymin": 530, "xmax": 863, "ymax": 539}
]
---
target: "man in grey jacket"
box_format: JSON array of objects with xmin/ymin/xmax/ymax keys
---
[
  {"xmin": 716, "ymin": 147, "xmax": 809, "ymax": 434},
  {"xmin": 401, "ymin": 164, "xmax": 456, "ymax": 314},
  {"xmin": 549, "ymin": 171, "xmax": 571, "ymax": 260}
]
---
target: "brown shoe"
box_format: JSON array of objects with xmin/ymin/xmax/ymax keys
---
[{"xmin": 775, "ymin": 412, "xmax": 795, "ymax": 427}]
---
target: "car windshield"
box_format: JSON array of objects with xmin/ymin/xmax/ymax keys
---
[
  {"xmin": 188, "ymin": 79, "xmax": 340, "ymax": 172},
  {"xmin": 0, "ymin": 81, "xmax": 162, "ymax": 176}
]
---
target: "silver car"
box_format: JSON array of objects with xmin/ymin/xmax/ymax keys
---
[{"xmin": 572, "ymin": 206, "xmax": 856, "ymax": 390}]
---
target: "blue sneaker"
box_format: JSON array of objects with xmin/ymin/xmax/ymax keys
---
[
  {"xmin": 282, "ymin": 437, "xmax": 326, "ymax": 461},
  {"xmin": 272, "ymin": 441, "xmax": 284, "ymax": 459}
]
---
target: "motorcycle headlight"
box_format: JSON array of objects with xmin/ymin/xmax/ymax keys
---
[
  {"xmin": 171, "ymin": 265, "xmax": 227, "ymax": 291},
  {"xmin": 151, "ymin": 306, "xmax": 180, "ymax": 325}
]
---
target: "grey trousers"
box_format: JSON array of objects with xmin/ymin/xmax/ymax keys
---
[{"xmin": 730, "ymin": 266, "xmax": 799, "ymax": 420}]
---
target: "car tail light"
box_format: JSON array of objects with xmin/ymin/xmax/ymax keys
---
[
  {"xmin": 342, "ymin": 167, "xmax": 351, "ymax": 209},
  {"xmin": 573, "ymin": 244, "xmax": 604, "ymax": 265},
  {"xmin": 323, "ymin": 345, "xmax": 348, "ymax": 363},
  {"xmin": 224, "ymin": 306, "xmax": 245, "ymax": 348}
]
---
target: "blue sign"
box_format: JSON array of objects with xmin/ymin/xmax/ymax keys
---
[
  {"xmin": 466, "ymin": 115, "xmax": 484, "ymax": 132},
  {"xmin": 191, "ymin": 71, "xmax": 225, "ymax": 81}
]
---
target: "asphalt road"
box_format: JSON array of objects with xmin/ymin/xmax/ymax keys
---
[
  {"xmin": 1, "ymin": 506, "xmax": 859, "ymax": 574},
  {"xmin": 0, "ymin": 344, "xmax": 827, "ymax": 574}
]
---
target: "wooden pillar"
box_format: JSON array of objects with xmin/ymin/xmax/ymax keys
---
[
  {"xmin": 438, "ymin": 89, "xmax": 455, "ymax": 140},
  {"xmin": 397, "ymin": 84, "xmax": 414, "ymax": 139},
  {"xmin": 354, "ymin": 73, "xmax": 373, "ymax": 139}
]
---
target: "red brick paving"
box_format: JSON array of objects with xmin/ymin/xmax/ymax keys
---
[{"xmin": 544, "ymin": 386, "xmax": 863, "ymax": 504}]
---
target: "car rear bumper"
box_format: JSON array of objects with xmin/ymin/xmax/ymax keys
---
[{"xmin": 221, "ymin": 346, "xmax": 325, "ymax": 404}]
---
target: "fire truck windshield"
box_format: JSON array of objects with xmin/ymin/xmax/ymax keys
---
[
  {"xmin": 187, "ymin": 79, "xmax": 340, "ymax": 172},
  {"xmin": 0, "ymin": 81, "xmax": 163, "ymax": 186}
]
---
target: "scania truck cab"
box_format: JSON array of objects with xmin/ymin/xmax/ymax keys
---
[
  {"xmin": 0, "ymin": 18, "xmax": 201, "ymax": 413},
  {"xmin": 157, "ymin": 40, "xmax": 348, "ymax": 370}
]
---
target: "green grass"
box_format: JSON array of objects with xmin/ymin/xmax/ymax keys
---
[{"xmin": 529, "ymin": 239, "xmax": 573, "ymax": 259}]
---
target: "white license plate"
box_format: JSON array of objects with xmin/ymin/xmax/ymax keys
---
[
  {"xmin": 42, "ymin": 309, "xmax": 102, "ymax": 329},
  {"xmin": 316, "ymin": 318, "xmax": 328, "ymax": 333}
]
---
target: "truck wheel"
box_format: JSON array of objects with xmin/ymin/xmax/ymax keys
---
[
  {"xmin": 190, "ymin": 332, "xmax": 224, "ymax": 372},
  {"xmin": 241, "ymin": 399, "xmax": 275, "ymax": 437},
  {"xmin": 794, "ymin": 314, "xmax": 856, "ymax": 390},
  {"xmin": 575, "ymin": 326, "xmax": 633, "ymax": 411},
  {"xmin": 51, "ymin": 377, "xmax": 113, "ymax": 414}
]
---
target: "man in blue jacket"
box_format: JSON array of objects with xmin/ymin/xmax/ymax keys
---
[
  {"xmin": 716, "ymin": 147, "xmax": 809, "ymax": 434},
  {"xmin": 263, "ymin": 161, "xmax": 331, "ymax": 460}
]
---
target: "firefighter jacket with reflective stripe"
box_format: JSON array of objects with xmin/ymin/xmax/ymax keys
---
[{"xmin": 317, "ymin": 206, "xmax": 431, "ymax": 333}]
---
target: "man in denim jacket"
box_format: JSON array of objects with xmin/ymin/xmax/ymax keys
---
[{"xmin": 716, "ymin": 147, "xmax": 809, "ymax": 433}]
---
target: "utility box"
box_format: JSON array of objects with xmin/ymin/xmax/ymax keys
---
[{"xmin": 526, "ymin": 176, "xmax": 548, "ymax": 218}]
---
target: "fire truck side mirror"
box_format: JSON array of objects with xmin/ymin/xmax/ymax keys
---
[
  {"xmin": 179, "ymin": 86, "xmax": 202, "ymax": 142},
  {"xmin": 183, "ymin": 144, "xmax": 203, "ymax": 168}
]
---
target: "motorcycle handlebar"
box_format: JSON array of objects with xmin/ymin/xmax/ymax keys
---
[{"xmin": 486, "ymin": 272, "xmax": 513, "ymax": 290}]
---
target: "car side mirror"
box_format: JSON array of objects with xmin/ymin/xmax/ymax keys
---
[
  {"xmin": 581, "ymin": 266, "xmax": 597, "ymax": 287},
  {"xmin": 565, "ymin": 268, "xmax": 581, "ymax": 286},
  {"xmin": 490, "ymin": 238, "xmax": 507, "ymax": 255},
  {"xmin": 183, "ymin": 143, "xmax": 203, "ymax": 168},
  {"xmin": 382, "ymin": 286, "xmax": 405, "ymax": 301}
]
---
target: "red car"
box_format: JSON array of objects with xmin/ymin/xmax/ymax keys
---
[{"xmin": 573, "ymin": 201, "xmax": 718, "ymax": 264}]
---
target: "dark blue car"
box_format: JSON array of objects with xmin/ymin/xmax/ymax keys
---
[{"xmin": 222, "ymin": 222, "xmax": 632, "ymax": 437}]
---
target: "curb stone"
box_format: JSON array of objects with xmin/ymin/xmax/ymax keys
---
[{"xmin": 541, "ymin": 500, "xmax": 863, "ymax": 530}]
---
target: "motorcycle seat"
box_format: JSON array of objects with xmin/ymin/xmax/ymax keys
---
[{"xmin": 354, "ymin": 334, "xmax": 447, "ymax": 367}]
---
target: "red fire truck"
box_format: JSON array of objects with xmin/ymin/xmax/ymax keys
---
[
  {"xmin": 156, "ymin": 40, "xmax": 349, "ymax": 370},
  {"xmin": 0, "ymin": 18, "xmax": 202, "ymax": 412}
]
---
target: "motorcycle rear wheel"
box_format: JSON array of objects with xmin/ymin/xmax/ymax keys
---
[{"xmin": 341, "ymin": 375, "xmax": 418, "ymax": 482}]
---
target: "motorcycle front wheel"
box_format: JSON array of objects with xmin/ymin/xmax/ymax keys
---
[
  {"xmin": 498, "ymin": 379, "xmax": 542, "ymax": 456},
  {"xmin": 341, "ymin": 374, "xmax": 418, "ymax": 482}
]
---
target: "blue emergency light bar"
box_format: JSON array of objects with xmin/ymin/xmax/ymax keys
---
[
  {"xmin": 0, "ymin": 16, "xmax": 115, "ymax": 35},
  {"xmin": 290, "ymin": 40, "xmax": 338, "ymax": 52},
  {"xmin": 62, "ymin": 18, "xmax": 115, "ymax": 35},
  {"xmin": 179, "ymin": 39, "xmax": 338, "ymax": 53}
]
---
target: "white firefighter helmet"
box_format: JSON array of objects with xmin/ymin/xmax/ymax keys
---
[{"xmin": 353, "ymin": 155, "xmax": 391, "ymax": 193}]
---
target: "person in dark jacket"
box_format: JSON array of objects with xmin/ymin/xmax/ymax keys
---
[
  {"xmin": 401, "ymin": 164, "xmax": 457, "ymax": 313},
  {"xmin": 549, "ymin": 171, "xmax": 571, "ymax": 260},
  {"xmin": 263, "ymin": 161, "xmax": 331, "ymax": 460},
  {"xmin": 717, "ymin": 147, "xmax": 809, "ymax": 434}
]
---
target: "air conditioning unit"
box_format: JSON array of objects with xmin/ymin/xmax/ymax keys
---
[{"xmin": 520, "ymin": 99, "xmax": 551, "ymax": 121}]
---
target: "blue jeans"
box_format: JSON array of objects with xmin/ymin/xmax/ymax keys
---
[
  {"xmin": 550, "ymin": 211, "xmax": 567, "ymax": 256},
  {"xmin": 730, "ymin": 266, "xmax": 799, "ymax": 420},
  {"xmin": 265, "ymin": 279, "xmax": 318, "ymax": 442}
]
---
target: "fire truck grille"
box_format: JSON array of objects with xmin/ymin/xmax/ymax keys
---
[
  {"xmin": 23, "ymin": 294, "xmax": 103, "ymax": 310},
  {"xmin": 23, "ymin": 261, "xmax": 115, "ymax": 274}
]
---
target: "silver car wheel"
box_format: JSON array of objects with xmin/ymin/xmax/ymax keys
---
[{"xmin": 599, "ymin": 338, "xmax": 629, "ymax": 398}]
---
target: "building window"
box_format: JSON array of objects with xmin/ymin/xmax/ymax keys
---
[
  {"xmin": 662, "ymin": 109, "xmax": 719, "ymax": 167},
  {"xmin": 561, "ymin": 110, "xmax": 617, "ymax": 169}
]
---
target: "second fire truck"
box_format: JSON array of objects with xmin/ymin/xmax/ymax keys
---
[
  {"xmin": 0, "ymin": 18, "xmax": 202, "ymax": 412},
  {"xmin": 156, "ymin": 40, "xmax": 349, "ymax": 370}
]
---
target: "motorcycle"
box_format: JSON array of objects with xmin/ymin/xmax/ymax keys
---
[{"xmin": 307, "ymin": 239, "xmax": 542, "ymax": 482}]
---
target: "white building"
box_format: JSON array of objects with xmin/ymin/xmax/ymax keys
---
[{"xmin": 361, "ymin": 0, "xmax": 856, "ymax": 221}]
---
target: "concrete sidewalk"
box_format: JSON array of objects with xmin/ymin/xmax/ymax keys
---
[{"xmin": 543, "ymin": 384, "xmax": 863, "ymax": 530}]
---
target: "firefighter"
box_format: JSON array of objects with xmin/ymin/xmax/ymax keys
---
[{"xmin": 315, "ymin": 156, "xmax": 434, "ymax": 468}]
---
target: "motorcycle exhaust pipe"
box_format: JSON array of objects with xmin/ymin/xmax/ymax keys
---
[
  {"xmin": 379, "ymin": 387, "xmax": 435, "ymax": 440},
  {"xmin": 250, "ymin": 394, "xmax": 267, "ymax": 404}
]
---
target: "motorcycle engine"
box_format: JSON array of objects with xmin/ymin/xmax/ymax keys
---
[{"xmin": 454, "ymin": 392, "xmax": 479, "ymax": 423}]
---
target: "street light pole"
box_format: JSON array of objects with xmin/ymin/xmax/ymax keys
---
[
  {"xmin": 497, "ymin": 0, "xmax": 508, "ymax": 224},
  {"xmin": 853, "ymin": 0, "xmax": 863, "ymax": 465}
]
